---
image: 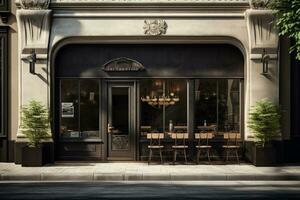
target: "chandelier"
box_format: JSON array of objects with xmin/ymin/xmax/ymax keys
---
[{"xmin": 141, "ymin": 92, "xmax": 180, "ymax": 108}]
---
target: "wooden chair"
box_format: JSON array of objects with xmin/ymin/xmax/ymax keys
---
[
  {"xmin": 147, "ymin": 133, "xmax": 164, "ymax": 164},
  {"xmin": 171, "ymin": 133, "xmax": 189, "ymax": 164},
  {"xmin": 222, "ymin": 132, "xmax": 241, "ymax": 164},
  {"xmin": 195, "ymin": 132, "xmax": 214, "ymax": 164}
]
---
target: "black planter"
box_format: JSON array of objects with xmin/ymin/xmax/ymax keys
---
[
  {"xmin": 21, "ymin": 146, "xmax": 48, "ymax": 167},
  {"xmin": 245, "ymin": 141, "xmax": 277, "ymax": 166}
]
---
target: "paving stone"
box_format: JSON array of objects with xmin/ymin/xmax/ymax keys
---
[
  {"xmin": 94, "ymin": 173, "xmax": 124, "ymax": 181},
  {"xmin": 41, "ymin": 173, "xmax": 93, "ymax": 181},
  {"xmin": 0, "ymin": 163, "xmax": 299, "ymax": 181},
  {"xmin": 142, "ymin": 172, "xmax": 170, "ymax": 181},
  {"xmin": 2, "ymin": 173, "xmax": 41, "ymax": 181},
  {"xmin": 124, "ymin": 172, "xmax": 143, "ymax": 181}
]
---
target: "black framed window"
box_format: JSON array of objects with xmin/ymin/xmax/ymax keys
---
[
  {"xmin": 194, "ymin": 79, "xmax": 241, "ymax": 133},
  {"xmin": 59, "ymin": 79, "xmax": 100, "ymax": 139},
  {"xmin": 140, "ymin": 79, "xmax": 188, "ymax": 137},
  {"xmin": 0, "ymin": 27, "xmax": 8, "ymax": 137}
]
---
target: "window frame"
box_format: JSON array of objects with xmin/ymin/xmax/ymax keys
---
[{"xmin": 58, "ymin": 78, "xmax": 102, "ymax": 141}]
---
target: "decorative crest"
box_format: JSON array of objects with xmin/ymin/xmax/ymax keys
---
[
  {"xmin": 102, "ymin": 57, "xmax": 145, "ymax": 72},
  {"xmin": 143, "ymin": 20, "xmax": 168, "ymax": 36},
  {"xmin": 20, "ymin": 0, "xmax": 50, "ymax": 10},
  {"xmin": 249, "ymin": 0, "xmax": 270, "ymax": 9}
]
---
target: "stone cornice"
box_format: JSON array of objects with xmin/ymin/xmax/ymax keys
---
[
  {"xmin": 50, "ymin": 0, "xmax": 248, "ymax": 2},
  {"xmin": 16, "ymin": 0, "xmax": 250, "ymax": 11},
  {"xmin": 50, "ymin": 1, "xmax": 250, "ymax": 13}
]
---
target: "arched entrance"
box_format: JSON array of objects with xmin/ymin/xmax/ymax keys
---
[{"xmin": 53, "ymin": 43, "xmax": 244, "ymax": 161}]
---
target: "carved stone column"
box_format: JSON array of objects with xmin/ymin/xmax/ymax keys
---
[
  {"xmin": 245, "ymin": 9, "xmax": 280, "ymax": 139},
  {"xmin": 16, "ymin": 0, "xmax": 52, "ymax": 140}
]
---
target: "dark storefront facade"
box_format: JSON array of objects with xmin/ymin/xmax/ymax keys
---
[
  {"xmin": 54, "ymin": 44, "xmax": 244, "ymax": 161},
  {"xmin": 0, "ymin": 0, "xmax": 297, "ymax": 164}
]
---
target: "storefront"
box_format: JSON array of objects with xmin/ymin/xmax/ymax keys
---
[
  {"xmin": 54, "ymin": 43, "xmax": 244, "ymax": 160},
  {"xmin": 12, "ymin": 0, "xmax": 284, "ymax": 163}
]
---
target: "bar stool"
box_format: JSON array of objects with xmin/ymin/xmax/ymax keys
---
[
  {"xmin": 195, "ymin": 132, "xmax": 213, "ymax": 164},
  {"xmin": 147, "ymin": 133, "xmax": 164, "ymax": 164},
  {"xmin": 171, "ymin": 133, "xmax": 189, "ymax": 164}
]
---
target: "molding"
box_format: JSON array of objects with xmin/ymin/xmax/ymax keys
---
[
  {"xmin": 53, "ymin": 12, "xmax": 246, "ymax": 18},
  {"xmin": 250, "ymin": 53, "xmax": 277, "ymax": 60},
  {"xmin": 16, "ymin": 9, "xmax": 52, "ymax": 54},
  {"xmin": 249, "ymin": 0, "xmax": 269, "ymax": 9},
  {"xmin": 46, "ymin": 0, "xmax": 250, "ymax": 11},
  {"xmin": 245, "ymin": 9, "xmax": 279, "ymax": 54},
  {"xmin": 50, "ymin": 0, "xmax": 249, "ymax": 2},
  {"xmin": 21, "ymin": 53, "xmax": 48, "ymax": 60},
  {"xmin": 18, "ymin": 0, "xmax": 50, "ymax": 10}
]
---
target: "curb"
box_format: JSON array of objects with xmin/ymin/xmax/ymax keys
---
[{"xmin": 1, "ymin": 173, "xmax": 300, "ymax": 181}]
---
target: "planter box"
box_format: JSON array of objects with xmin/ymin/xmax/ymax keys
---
[
  {"xmin": 21, "ymin": 146, "xmax": 48, "ymax": 167},
  {"xmin": 245, "ymin": 141, "xmax": 277, "ymax": 166}
]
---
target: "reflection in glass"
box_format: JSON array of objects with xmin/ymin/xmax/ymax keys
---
[
  {"xmin": 80, "ymin": 80, "xmax": 99, "ymax": 138},
  {"xmin": 194, "ymin": 79, "xmax": 240, "ymax": 133},
  {"xmin": 60, "ymin": 79, "xmax": 100, "ymax": 138},
  {"xmin": 60, "ymin": 80, "xmax": 79, "ymax": 138},
  {"xmin": 194, "ymin": 80, "xmax": 217, "ymax": 130},
  {"xmin": 140, "ymin": 79, "xmax": 187, "ymax": 136},
  {"xmin": 165, "ymin": 80, "xmax": 187, "ymax": 132},
  {"xmin": 140, "ymin": 80, "xmax": 164, "ymax": 134},
  {"xmin": 111, "ymin": 87, "xmax": 129, "ymax": 150},
  {"xmin": 218, "ymin": 80, "xmax": 240, "ymax": 132}
]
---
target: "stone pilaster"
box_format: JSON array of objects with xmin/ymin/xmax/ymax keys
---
[
  {"xmin": 16, "ymin": 0, "xmax": 52, "ymax": 138},
  {"xmin": 245, "ymin": 9, "xmax": 280, "ymax": 139}
]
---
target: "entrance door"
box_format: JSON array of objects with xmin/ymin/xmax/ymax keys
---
[{"xmin": 107, "ymin": 82, "xmax": 135, "ymax": 160}]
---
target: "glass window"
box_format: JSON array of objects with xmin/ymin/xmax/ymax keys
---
[
  {"xmin": 194, "ymin": 80, "xmax": 217, "ymax": 131},
  {"xmin": 60, "ymin": 79, "xmax": 100, "ymax": 139},
  {"xmin": 80, "ymin": 80, "xmax": 100, "ymax": 138},
  {"xmin": 140, "ymin": 80, "xmax": 164, "ymax": 135},
  {"xmin": 194, "ymin": 79, "xmax": 241, "ymax": 133},
  {"xmin": 60, "ymin": 80, "xmax": 79, "ymax": 138},
  {"xmin": 165, "ymin": 80, "xmax": 187, "ymax": 132},
  {"xmin": 218, "ymin": 79, "xmax": 240, "ymax": 132},
  {"xmin": 140, "ymin": 79, "xmax": 187, "ymax": 137}
]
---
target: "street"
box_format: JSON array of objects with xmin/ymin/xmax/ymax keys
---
[{"xmin": 0, "ymin": 181, "xmax": 299, "ymax": 200}]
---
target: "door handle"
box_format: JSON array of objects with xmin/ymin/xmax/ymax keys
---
[{"xmin": 108, "ymin": 123, "xmax": 114, "ymax": 134}]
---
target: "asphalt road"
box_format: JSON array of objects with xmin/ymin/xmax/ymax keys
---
[{"xmin": 0, "ymin": 181, "xmax": 300, "ymax": 200}]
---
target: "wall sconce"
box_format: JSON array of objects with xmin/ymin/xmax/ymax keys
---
[
  {"xmin": 261, "ymin": 49, "xmax": 270, "ymax": 75},
  {"xmin": 26, "ymin": 51, "xmax": 37, "ymax": 75}
]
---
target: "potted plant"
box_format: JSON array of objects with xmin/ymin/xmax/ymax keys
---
[
  {"xmin": 247, "ymin": 99, "xmax": 281, "ymax": 166},
  {"xmin": 20, "ymin": 100, "xmax": 50, "ymax": 167}
]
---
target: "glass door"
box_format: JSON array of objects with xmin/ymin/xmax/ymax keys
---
[{"xmin": 107, "ymin": 82, "xmax": 135, "ymax": 160}]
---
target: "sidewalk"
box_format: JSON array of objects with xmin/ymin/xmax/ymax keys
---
[{"xmin": 0, "ymin": 162, "xmax": 300, "ymax": 181}]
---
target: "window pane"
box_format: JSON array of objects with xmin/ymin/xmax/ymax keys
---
[
  {"xmin": 111, "ymin": 87, "xmax": 129, "ymax": 150},
  {"xmin": 80, "ymin": 80, "xmax": 100, "ymax": 138},
  {"xmin": 165, "ymin": 80, "xmax": 187, "ymax": 132},
  {"xmin": 60, "ymin": 80, "xmax": 79, "ymax": 138},
  {"xmin": 140, "ymin": 80, "xmax": 164, "ymax": 136},
  {"xmin": 218, "ymin": 79, "xmax": 240, "ymax": 132},
  {"xmin": 194, "ymin": 80, "xmax": 217, "ymax": 131}
]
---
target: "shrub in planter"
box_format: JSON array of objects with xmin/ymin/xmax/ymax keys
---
[
  {"xmin": 20, "ymin": 100, "xmax": 50, "ymax": 167},
  {"xmin": 247, "ymin": 99, "xmax": 281, "ymax": 166}
]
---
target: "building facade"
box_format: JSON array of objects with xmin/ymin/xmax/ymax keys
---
[{"xmin": 0, "ymin": 0, "xmax": 298, "ymax": 163}]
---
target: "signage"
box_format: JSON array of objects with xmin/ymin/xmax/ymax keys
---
[
  {"xmin": 102, "ymin": 57, "xmax": 145, "ymax": 72},
  {"xmin": 61, "ymin": 102, "xmax": 74, "ymax": 118}
]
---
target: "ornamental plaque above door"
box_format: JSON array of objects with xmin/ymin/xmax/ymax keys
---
[{"xmin": 102, "ymin": 57, "xmax": 145, "ymax": 72}]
